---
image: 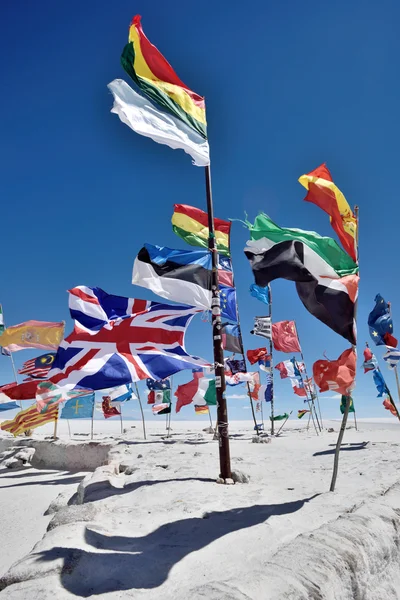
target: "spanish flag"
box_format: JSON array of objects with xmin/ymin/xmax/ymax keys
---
[
  {"xmin": 0, "ymin": 320, "xmax": 64, "ymax": 352},
  {"xmin": 1, "ymin": 402, "xmax": 59, "ymax": 436},
  {"xmin": 172, "ymin": 204, "xmax": 231, "ymax": 256},
  {"xmin": 299, "ymin": 164, "xmax": 357, "ymax": 262},
  {"xmin": 121, "ymin": 15, "xmax": 207, "ymax": 139}
]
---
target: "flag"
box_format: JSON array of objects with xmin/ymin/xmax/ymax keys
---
[
  {"xmin": 102, "ymin": 397, "xmax": 121, "ymax": 419},
  {"xmin": 272, "ymin": 321, "xmax": 301, "ymax": 353},
  {"xmin": 383, "ymin": 398, "xmax": 398, "ymax": 417},
  {"xmin": 244, "ymin": 214, "xmax": 359, "ymax": 344},
  {"xmin": 224, "ymin": 371, "xmax": 258, "ymax": 386},
  {"xmin": 299, "ymin": 164, "xmax": 357, "ymax": 262},
  {"xmin": 0, "ymin": 402, "xmax": 19, "ymax": 412},
  {"xmin": 298, "ymin": 409, "xmax": 310, "ymax": 419},
  {"xmin": 372, "ymin": 369, "xmax": 389, "ymax": 397},
  {"xmin": 0, "ymin": 380, "xmax": 43, "ymax": 402},
  {"xmin": 195, "ymin": 405, "xmax": 209, "ymax": 414},
  {"xmin": 383, "ymin": 347, "xmax": 400, "ymax": 370},
  {"xmin": 108, "ymin": 80, "xmax": 209, "ymax": 167},
  {"xmin": 18, "ymin": 353, "xmax": 56, "ymax": 379},
  {"xmin": 270, "ymin": 413, "xmax": 289, "ymax": 421},
  {"xmin": 0, "ymin": 321, "xmax": 64, "ymax": 352},
  {"xmin": 49, "ymin": 288, "xmax": 208, "ymax": 390},
  {"xmin": 219, "ymin": 287, "xmax": 238, "ymax": 323},
  {"xmin": 258, "ymin": 356, "xmax": 272, "ymax": 371},
  {"xmin": 249, "ymin": 284, "xmax": 270, "ymax": 305},
  {"xmin": 258, "ymin": 373, "xmax": 273, "ymax": 402},
  {"xmin": 204, "ymin": 379, "xmax": 217, "ymax": 406},
  {"xmin": 339, "ymin": 396, "xmax": 355, "ymax": 415},
  {"xmin": 290, "ymin": 378, "xmax": 307, "ymax": 397},
  {"xmin": 313, "ymin": 348, "xmax": 356, "ymax": 395},
  {"xmin": 368, "ymin": 295, "xmax": 397, "ymax": 347},
  {"xmin": 107, "ymin": 384, "xmax": 135, "ymax": 404},
  {"xmin": 225, "ymin": 358, "xmax": 246, "ymax": 374},
  {"xmin": 248, "ymin": 372, "xmax": 261, "ymax": 400},
  {"xmin": 362, "ymin": 347, "xmax": 378, "ymax": 373},
  {"xmin": 251, "ymin": 316, "xmax": 271, "ymax": 340},
  {"xmin": 1, "ymin": 347, "xmax": 11, "ymax": 356},
  {"xmin": 172, "ymin": 204, "xmax": 230, "ymax": 255},
  {"xmin": 36, "ymin": 381, "xmax": 91, "ymax": 413},
  {"xmin": 192, "ymin": 368, "xmax": 204, "ymax": 379},
  {"xmin": 146, "ymin": 378, "xmax": 171, "ymax": 391},
  {"xmin": 175, "ymin": 376, "xmax": 207, "ymax": 412},
  {"xmin": 247, "ymin": 348, "xmax": 268, "ymax": 365},
  {"xmin": 1, "ymin": 402, "xmax": 58, "ymax": 436},
  {"xmin": 275, "ymin": 359, "xmax": 304, "ymax": 379},
  {"xmin": 148, "ymin": 389, "xmax": 171, "ymax": 405},
  {"xmin": 152, "ymin": 402, "xmax": 171, "ymax": 415},
  {"xmin": 221, "ymin": 323, "xmax": 241, "ymax": 354},
  {"xmin": 0, "ymin": 304, "xmax": 4, "ymax": 334},
  {"xmin": 132, "ymin": 245, "xmax": 235, "ymax": 316},
  {"xmin": 60, "ymin": 394, "xmax": 95, "ymax": 419},
  {"xmin": 121, "ymin": 15, "xmax": 206, "ymax": 139}
]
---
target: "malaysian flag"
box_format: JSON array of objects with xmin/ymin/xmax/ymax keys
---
[
  {"xmin": 48, "ymin": 286, "xmax": 208, "ymax": 390},
  {"xmin": 18, "ymin": 353, "xmax": 56, "ymax": 379}
]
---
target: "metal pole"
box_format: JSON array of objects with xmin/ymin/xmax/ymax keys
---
[
  {"xmin": 330, "ymin": 205, "xmax": 359, "ymax": 492},
  {"xmin": 53, "ymin": 415, "xmax": 58, "ymax": 440},
  {"xmin": 1, "ymin": 309, "xmax": 23, "ymax": 409},
  {"xmin": 119, "ymin": 405, "xmax": 124, "ymax": 434},
  {"xmin": 205, "ymin": 165, "xmax": 231, "ymax": 480},
  {"xmin": 293, "ymin": 356, "xmax": 319, "ymax": 436},
  {"xmin": 90, "ymin": 399, "xmax": 94, "ymax": 440},
  {"xmin": 353, "ymin": 410, "xmax": 358, "ymax": 431},
  {"xmin": 268, "ymin": 284, "xmax": 275, "ymax": 435},
  {"xmin": 293, "ymin": 322, "xmax": 320, "ymax": 433},
  {"xmin": 275, "ymin": 410, "xmax": 293, "ymax": 436},
  {"xmin": 67, "ymin": 419, "xmax": 72, "ymax": 439},
  {"xmin": 134, "ymin": 382, "xmax": 147, "ymax": 440},
  {"xmin": 208, "ymin": 407, "xmax": 214, "ymax": 432}
]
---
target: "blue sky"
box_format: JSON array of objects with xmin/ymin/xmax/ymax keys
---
[{"xmin": 1, "ymin": 0, "xmax": 399, "ymax": 422}]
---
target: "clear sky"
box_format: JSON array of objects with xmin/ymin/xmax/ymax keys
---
[{"xmin": 1, "ymin": 0, "xmax": 400, "ymax": 423}]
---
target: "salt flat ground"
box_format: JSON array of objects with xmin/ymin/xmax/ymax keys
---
[{"xmin": 0, "ymin": 418, "xmax": 400, "ymax": 599}]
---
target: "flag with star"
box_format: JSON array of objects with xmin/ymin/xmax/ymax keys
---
[
  {"xmin": 368, "ymin": 294, "xmax": 398, "ymax": 347},
  {"xmin": 220, "ymin": 287, "xmax": 238, "ymax": 322},
  {"xmin": 60, "ymin": 393, "xmax": 95, "ymax": 419}
]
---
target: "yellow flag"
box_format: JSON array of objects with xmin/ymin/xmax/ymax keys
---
[
  {"xmin": 1, "ymin": 402, "xmax": 59, "ymax": 436},
  {"xmin": 0, "ymin": 320, "xmax": 64, "ymax": 352}
]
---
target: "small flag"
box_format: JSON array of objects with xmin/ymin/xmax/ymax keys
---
[
  {"xmin": 221, "ymin": 323, "xmax": 241, "ymax": 354},
  {"xmin": 272, "ymin": 321, "xmax": 301, "ymax": 353},
  {"xmin": 36, "ymin": 381, "xmax": 91, "ymax": 413},
  {"xmin": 362, "ymin": 346, "xmax": 378, "ymax": 373},
  {"xmin": 383, "ymin": 397, "xmax": 398, "ymax": 417},
  {"xmin": 368, "ymin": 294, "xmax": 397, "ymax": 347},
  {"xmin": 0, "ymin": 380, "xmax": 43, "ymax": 402},
  {"xmin": 152, "ymin": 402, "xmax": 171, "ymax": 415},
  {"xmin": 18, "ymin": 353, "xmax": 56, "ymax": 379},
  {"xmin": 0, "ymin": 321, "xmax": 64, "ymax": 352},
  {"xmin": 249, "ymin": 284, "xmax": 270, "ymax": 305},
  {"xmin": 247, "ymin": 348, "xmax": 268, "ymax": 365},
  {"xmin": 297, "ymin": 409, "xmax": 310, "ymax": 419},
  {"xmin": 225, "ymin": 358, "xmax": 246, "ymax": 375},
  {"xmin": 102, "ymin": 397, "xmax": 121, "ymax": 419},
  {"xmin": 339, "ymin": 396, "xmax": 355, "ymax": 414},
  {"xmin": 148, "ymin": 389, "xmax": 171, "ymax": 405},
  {"xmin": 270, "ymin": 413, "xmax": 289, "ymax": 421},
  {"xmin": 313, "ymin": 348, "xmax": 356, "ymax": 396},
  {"xmin": 251, "ymin": 317, "xmax": 272, "ymax": 340},
  {"xmin": 383, "ymin": 347, "xmax": 400, "ymax": 370},
  {"xmin": 1, "ymin": 402, "xmax": 59, "ymax": 436},
  {"xmin": 107, "ymin": 384, "xmax": 135, "ymax": 404},
  {"xmin": 172, "ymin": 204, "xmax": 230, "ymax": 256},
  {"xmin": 194, "ymin": 405, "xmax": 209, "ymax": 415},
  {"xmin": 60, "ymin": 394, "xmax": 95, "ymax": 419},
  {"xmin": 290, "ymin": 378, "xmax": 307, "ymax": 397},
  {"xmin": 372, "ymin": 369, "xmax": 389, "ymax": 397},
  {"xmin": 1, "ymin": 347, "xmax": 11, "ymax": 356},
  {"xmin": 0, "ymin": 402, "xmax": 19, "ymax": 412}
]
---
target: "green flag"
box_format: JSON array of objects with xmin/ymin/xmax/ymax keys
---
[
  {"xmin": 340, "ymin": 395, "xmax": 355, "ymax": 414},
  {"xmin": 270, "ymin": 413, "xmax": 289, "ymax": 421},
  {"xmin": 204, "ymin": 379, "xmax": 217, "ymax": 406}
]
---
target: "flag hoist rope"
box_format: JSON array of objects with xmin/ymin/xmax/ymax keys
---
[
  {"xmin": 330, "ymin": 205, "xmax": 359, "ymax": 492},
  {"xmin": 205, "ymin": 165, "xmax": 232, "ymax": 480}
]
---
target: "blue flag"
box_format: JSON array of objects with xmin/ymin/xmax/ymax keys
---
[
  {"xmin": 368, "ymin": 294, "xmax": 395, "ymax": 346},
  {"xmin": 264, "ymin": 373, "xmax": 273, "ymax": 402},
  {"xmin": 60, "ymin": 393, "xmax": 95, "ymax": 419},
  {"xmin": 0, "ymin": 402, "xmax": 19, "ymax": 412},
  {"xmin": 250, "ymin": 284, "xmax": 270, "ymax": 305},
  {"xmin": 220, "ymin": 287, "xmax": 238, "ymax": 322},
  {"xmin": 146, "ymin": 378, "xmax": 171, "ymax": 391},
  {"xmin": 372, "ymin": 369, "xmax": 388, "ymax": 397}
]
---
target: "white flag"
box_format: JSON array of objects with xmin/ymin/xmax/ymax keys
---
[{"xmin": 108, "ymin": 79, "xmax": 210, "ymax": 167}]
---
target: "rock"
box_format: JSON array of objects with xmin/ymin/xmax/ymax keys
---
[
  {"xmin": 119, "ymin": 462, "xmax": 139, "ymax": 476},
  {"xmin": 202, "ymin": 427, "xmax": 214, "ymax": 434},
  {"xmin": 45, "ymin": 491, "xmax": 74, "ymax": 516},
  {"xmin": 77, "ymin": 465, "xmax": 124, "ymax": 504},
  {"xmin": 3, "ymin": 457, "xmax": 25, "ymax": 469},
  {"xmin": 137, "ymin": 454, "xmax": 143, "ymax": 459},
  {"xmin": 156, "ymin": 464, "xmax": 169, "ymax": 470},
  {"xmin": 194, "ymin": 452, "xmax": 201, "ymax": 457},
  {"xmin": 225, "ymin": 478, "xmax": 235, "ymax": 485},
  {"xmin": 252, "ymin": 436, "xmax": 271, "ymax": 444},
  {"xmin": 47, "ymin": 503, "xmax": 99, "ymax": 531},
  {"xmin": 15, "ymin": 447, "xmax": 35, "ymax": 464},
  {"xmin": 328, "ymin": 428, "xmax": 335, "ymax": 433},
  {"xmin": 216, "ymin": 477, "xmax": 225, "ymax": 484},
  {"xmin": 231, "ymin": 470, "xmax": 250, "ymax": 484}
]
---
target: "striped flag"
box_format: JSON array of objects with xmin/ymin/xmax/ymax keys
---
[
  {"xmin": 383, "ymin": 347, "xmax": 400, "ymax": 370},
  {"xmin": 152, "ymin": 402, "xmax": 171, "ymax": 415},
  {"xmin": 1, "ymin": 402, "xmax": 59, "ymax": 436},
  {"xmin": 18, "ymin": 353, "xmax": 56, "ymax": 379},
  {"xmin": 251, "ymin": 316, "xmax": 272, "ymax": 340},
  {"xmin": 298, "ymin": 409, "xmax": 310, "ymax": 419}
]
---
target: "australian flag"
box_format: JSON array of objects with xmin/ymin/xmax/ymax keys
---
[
  {"xmin": 146, "ymin": 378, "xmax": 171, "ymax": 391},
  {"xmin": 48, "ymin": 286, "xmax": 209, "ymax": 391},
  {"xmin": 368, "ymin": 294, "xmax": 398, "ymax": 347}
]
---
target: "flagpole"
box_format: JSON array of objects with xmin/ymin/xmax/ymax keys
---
[
  {"xmin": 366, "ymin": 343, "xmax": 400, "ymax": 420},
  {"xmin": 205, "ymin": 165, "xmax": 231, "ymax": 480},
  {"xmin": 268, "ymin": 284, "xmax": 275, "ymax": 435},
  {"xmin": 208, "ymin": 406, "xmax": 214, "ymax": 432},
  {"xmin": 387, "ymin": 302, "xmax": 400, "ymax": 405},
  {"xmin": 134, "ymin": 382, "xmax": 147, "ymax": 440},
  {"xmin": 90, "ymin": 399, "xmax": 94, "ymax": 440},
  {"xmin": 53, "ymin": 413, "xmax": 58, "ymax": 440},
  {"xmin": 119, "ymin": 405, "xmax": 124, "ymax": 435},
  {"xmin": 1, "ymin": 308, "xmax": 23, "ymax": 409},
  {"xmin": 330, "ymin": 205, "xmax": 359, "ymax": 492},
  {"xmin": 67, "ymin": 419, "xmax": 72, "ymax": 439},
  {"xmin": 293, "ymin": 323, "xmax": 320, "ymax": 435},
  {"xmin": 275, "ymin": 410, "xmax": 293, "ymax": 436}
]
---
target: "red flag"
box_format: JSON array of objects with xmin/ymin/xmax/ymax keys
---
[
  {"xmin": 383, "ymin": 398, "xmax": 397, "ymax": 417},
  {"xmin": 313, "ymin": 348, "xmax": 356, "ymax": 395},
  {"xmin": 384, "ymin": 332, "xmax": 398, "ymax": 348},
  {"xmin": 246, "ymin": 348, "xmax": 268, "ymax": 365},
  {"xmin": 174, "ymin": 378, "xmax": 200, "ymax": 413},
  {"xmin": 0, "ymin": 380, "xmax": 45, "ymax": 401},
  {"xmin": 272, "ymin": 321, "xmax": 301, "ymax": 353},
  {"xmin": 102, "ymin": 397, "xmax": 121, "ymax": 419}
]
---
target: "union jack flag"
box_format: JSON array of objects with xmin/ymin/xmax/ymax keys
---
[{"xmin": 48, "ymin": 286, "xmax": 208, "ymax": 390}]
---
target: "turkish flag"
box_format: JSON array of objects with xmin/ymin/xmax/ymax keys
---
[
  {"xmin": 272, "ymin": 321, "xmax": 301, "ymax": 353},
  {"xmin": 313, "ymin": 348, "xmax": 356, "ymax": 396},
  {"xmin": 0, "ymin": 380, "xmax": 44, "ymax": 401},
  {"xmin": 247, "ymin": 348, "xmax": 268, "ymax": 365}
]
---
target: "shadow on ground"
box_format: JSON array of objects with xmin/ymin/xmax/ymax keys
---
[{"xmin": 28, "ymin": 494, "xmax": 319, "ymax": 596}]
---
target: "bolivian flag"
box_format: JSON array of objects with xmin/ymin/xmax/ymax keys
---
[
  {"xmin": 0, "ymin": 320, "xmax": 64, "ymax": 352},
  {"xmin": 172, "ymin": 204, "xmax": 231, "ymax": 256},
  {"xmin": 1, "ymin": 402, "xmax": 59, "ymax": 436},
  {"xmin": 121, "ymin": 15, "xmax": 207, "ymax": 139},
  {"xmin": 299, "ymin": 164, "xmax": 357, "ymax": 262}
]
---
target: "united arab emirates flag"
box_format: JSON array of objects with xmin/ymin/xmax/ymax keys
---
[{"xmin": 244, "ymin": 214, "xmax": 359, "ymax": 344}]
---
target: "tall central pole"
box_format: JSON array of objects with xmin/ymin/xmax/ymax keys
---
[
  {"xmin": 205, "ymin": 165, "xmax": 231, "ymax": 480},
  {"xmin": 268, "ymin": 284, "xmax": 275, "ymax": 434}
]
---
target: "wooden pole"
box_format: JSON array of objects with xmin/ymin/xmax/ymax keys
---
[
  {"xmin": 208, "ymin": 407, "xmax": 214, "ymax": 432},
  {"xmin": 134, "ymin": 382, "xmax": 147, "ymax": 440},
  {"xmin": 275, "ymin": 410, "xmax": 293, "ymax": 436},
  {"xmin": 330, "ymin": 205, "xmax": 359, "ymax": 492},
  {"xmin": 53, "ymin": 415, "xmax": 58, "ymax": 440},
  {"xmin": 205, "ymin": 165, "xmax": 231, "ymax": 480},
  {"xmin": 353, "ymin": 410, "xmax": 358, "ymax": 431}
]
